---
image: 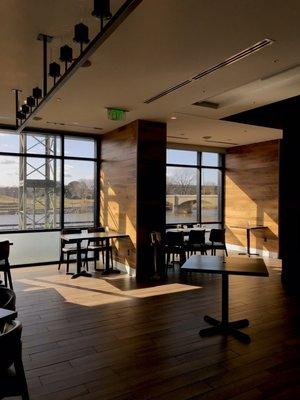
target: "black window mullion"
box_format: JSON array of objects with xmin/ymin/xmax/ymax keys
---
[{"xmin": 61, "ymin": 134, "xmax": 65, "ymax": 229}]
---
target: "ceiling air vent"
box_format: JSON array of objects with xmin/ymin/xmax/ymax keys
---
[
  {"xmin": 193, "ymin": 38, "xmax": 274, "ymax": 81},
  {"xmin": 46, "ymin": 121, "xmax": 102, "ymax": 130},
  {"xmin": 193, "ymin": 100, "xmax": 219, "ymax": 109},
  {"xmin": 205, "ymin": 139, "xmax": 239, "ymax": 145},
  {"xmin": 167, "ymin": 135, "xmax": 188, "ymax": 140},
  {"xmin": 143, "ymin": 39, "xmax": 273, "ymax": 105},
  {"xmin": 144, "ymin": 80, "xmax": 191, "ymax": 104}
]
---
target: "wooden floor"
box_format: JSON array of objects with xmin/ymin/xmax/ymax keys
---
[{"xmin": 8, "ymin": 256, "xmax": 300, "ymax": 400}]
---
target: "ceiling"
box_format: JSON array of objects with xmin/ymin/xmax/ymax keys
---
[{"xmin": 1, "ymin": 0, "xmax": 297, "ymax": 147}]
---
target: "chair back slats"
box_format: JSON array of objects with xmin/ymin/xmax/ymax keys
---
[
  {"xmin": 0, "ymin": 241, "xmax": 10, "ymax": 262},
  {"xmin": 209, "ymin": 228, "xmax": 226, "ymax": 243},
  {"xmin": 165, "ymin": 231, "xmax": 184, "ymax": 246},
  {"xmin": 188, "ymin": 230, "xmax": 205, "ymax": 245}
]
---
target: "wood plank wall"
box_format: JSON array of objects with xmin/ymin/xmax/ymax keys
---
[
  {"xmin": 100, "ymin": 121, "xmax": 138, "ymax": 269},
  {"xmin": 225, "ymin": 140, "xmax": 279, "ymax": 256},
  {"xmin": 100, "ymin": 120, "xmax": 166, "ymax": 278}
]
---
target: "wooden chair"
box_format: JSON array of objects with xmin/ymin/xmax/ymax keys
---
[
  {"xmin": 58, "ymin": 228, "xmax": 87, "ymax": 274},
  {"xmin": 0, "ymin": 241, "xmax": 13, "ymax": 290},
  {"xmin": 206, "ymin": 228, "xmax": 228, "ymax": 256},
  {"xmin": 165, "ymin": 231, "xmax": 186, "ymax": 267},
  {"xmin": 185, "ymin": 229, "xmax": 207, "ymax": 257},
  {"xmin": 84, "ymin": 227, "xmax": 114, "ymax": 271},
  {"xmin": 0, "ymin": 320, "xmax": 30, "ymax": 400}
]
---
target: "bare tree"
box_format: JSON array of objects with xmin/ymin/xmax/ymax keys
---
[{"xmin": 167, "ymin": 169, "xmax": 196, "ymax": 195}]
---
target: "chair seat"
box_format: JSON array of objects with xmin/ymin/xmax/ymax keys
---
[
  {"xmin": 205, "ymin": 242, "xmax": 226, "ymax": 248},
  {"xmin": 185, "ymin": 243, "xmax": 205, "ymax": 250},
  {"xmin": 87, "ymin": 244, "xmax": 112, "ymax": 251},
  {"xmin": 62, "ymin": 246, "xmax": 86, "ymax": 253}
]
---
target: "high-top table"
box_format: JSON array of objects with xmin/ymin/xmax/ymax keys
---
[
  {"xmin": 181, "ymin": 255, "xmax": 269, "ymax": 343},
  {"xmin": 230, "ymin": 225, "xmax": 267, "ymax": 257},
  {"xmin": 61, "ymin": 231, "xmax": 129, "ymax": 278}
]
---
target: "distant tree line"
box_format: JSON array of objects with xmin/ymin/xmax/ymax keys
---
[{"xmin": 0, "ymin": 180, "xmax": 94, "ymax": 199}]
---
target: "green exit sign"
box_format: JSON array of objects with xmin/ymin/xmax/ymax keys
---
[{"xmin": 107, "ymin": 108, "xmax": 126, "ymax": 121}]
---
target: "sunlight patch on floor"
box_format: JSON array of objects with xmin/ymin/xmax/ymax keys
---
[{"xmin": 15, "ymin": 275, "xmax": 202, "ymax": 307}]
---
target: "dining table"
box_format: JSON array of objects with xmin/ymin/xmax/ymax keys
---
[
  {"xmin": 181, "ymin": 255, "xmax": 269, "ymax": 343},
  {"xmin": 61, "ymin": 231, "xmax": 129, "ymax": 278},
  {"xmin": 230, "ymin": 225, "xmax": 268, "ymax": 256}
]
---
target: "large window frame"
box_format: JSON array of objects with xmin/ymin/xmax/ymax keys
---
[
  {"xmin": 0, "ymin": 128, "xmax": 99, "ymax": 233},
  {"xmin": 166, "ymin": 148, "xmax": 225, "ymax": 227}
]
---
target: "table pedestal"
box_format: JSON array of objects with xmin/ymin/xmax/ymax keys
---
[
  {"xmin": 239, "ymin": 228, "xmax": 259, "ymax": 257},
  {"xmin": 71, "ymin": 241, "xmax": 92, "ymax": 279},
  {"xmin": 199, "ymin": 274, "xmax": 251, "ymax": 343}
]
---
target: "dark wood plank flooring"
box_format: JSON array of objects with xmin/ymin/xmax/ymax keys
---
[{"xmin": 8, "ymin": 257, "xmax": 300, "ymax": 399}]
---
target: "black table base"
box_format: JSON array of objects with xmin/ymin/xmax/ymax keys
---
[
  {"xmin": 71, "ymin": 270, "xmax": 92, "ymax": 279},
  {"xmin": 200, "ymin": 274, "xmax": 251, "ymax": 344},
  {"xmin": 199, "ymin": 315, "xmax": 250, "ymax": 343}
]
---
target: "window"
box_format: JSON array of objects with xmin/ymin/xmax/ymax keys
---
[
  {"xmin": 0, "ymin": 130, "xmax": 97, "ymax": 232},
  {"xmin": 64, "ymin": 160, "xmax": 95, "ymax": 227},
  {"xmin": 166, "ymin": 149, "xmax": 223, "ymax": 226}
]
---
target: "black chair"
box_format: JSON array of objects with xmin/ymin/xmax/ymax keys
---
[
  {"xmin": 185, "ymin": 229, "xmax": 207, "ymax": 257},
  {"xmin": 150, "ymin": 231, "xmax": 166, "ymax": 279},
  {"xmin": 206, "ymin": 228, "xmax": 228, "ymax": 256},
  {"xmin": 0, "ymin": 287, "xmax": 15, "ymax": 311},
  {"xmin": 84, "ymin": 227, "xmax": 114, "ymax": 271},
  {"xmin": 165, "ymin": 231, "xmax": 186, "ymax": 267},
  {"xmin": 58, "ymin": 228, "xmax": 87, "ymax": 274},
  {"xmin": 0, "ymin": 320, "xmax": 29, "ymax": 400},
  {"xmin": 0, "ymin": 241, "xmax": 13, "ymax": 290}
]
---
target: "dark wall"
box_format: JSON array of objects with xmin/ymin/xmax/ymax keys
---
[
  {"xmin": 279, "ymin": 126, "xmax": 300, "ymax": 286},
  {"xmin": 136, "ymin": 120, "xmax": 166, "ymax": 280}
]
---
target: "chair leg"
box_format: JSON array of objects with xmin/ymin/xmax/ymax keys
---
[
  {"xmin": 58, "ymin": 251, "xmax": 63, "ymax": 270},
  {"xmin": 94, "ymin": 251, "xmax": 97, "ymax": 270},
  {"xmin": 4, "ymin": 271, "xmax": 8, "ymax": 288},
  {"xmin": 110, "ymin": 248, "xmax": 114, "ymax": 269},
  {"xmin": 225, "ymin": 246, "xmax": 228, "ymax": 257},
  {"xmin": 102, "ymin": 250, "xmax": 105, "ymax": 266},
  {"xmin": 66, "ymin": 253, "xmax": 70, "ymax": 274},
  {"xmin": 6, "ymin": 268, "xmax": 13, "ymax": 290}
]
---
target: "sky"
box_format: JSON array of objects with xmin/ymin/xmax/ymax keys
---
[
  {"xmin": 0, "ymin": 131, "xmax": 95, "ymax": 186},
  {"xmin": 167, "ymin": 149, "xmax": 221, "ymax": 184}
]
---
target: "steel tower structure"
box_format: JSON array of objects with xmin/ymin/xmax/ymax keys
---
[{"xmin": 18, "ymin": 133, "xmax": 60, "ymax": 229}]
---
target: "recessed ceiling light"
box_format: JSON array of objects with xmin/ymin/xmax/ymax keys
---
[
  {"xmin": 203, "ymin": 136, "xmax": 212, "ymax": 139},
  {"xmin": 170, "ymin": 116, "xmax": 177, "ymax": 120},
  {"xmin": 56, "ymin": 98, "xmax": 62, "ymax": 102}
]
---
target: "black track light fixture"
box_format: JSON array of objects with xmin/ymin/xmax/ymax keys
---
[
  {"xmin": 32, "ymin": 87, "xmax": 42, "ymax": 105},
  {"xmin": 26, "ymin": 96, "xmax": 36, "ymax": 111},
  {"xmin": 49, "ymin": 62, "xmax": 61, "ymax": 84},
  {"xmin": 92, "ymin": 0, "xmax": 112, "ymax": 30},
  {"xmin": 21, "ymin": 104, "xmax": 30, "ymax": 115},
  {"xmin": 60, "ymin": 45, "xmax": 73, "ymax": 72},
  {"xmin": 73, "ymin": 23, "xmax": 90, "ymax": 53}
]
